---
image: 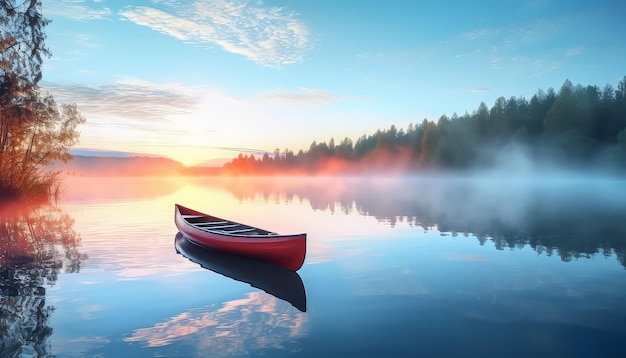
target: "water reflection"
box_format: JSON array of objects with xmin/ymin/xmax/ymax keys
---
[
  {"xmin": 42, "ymin": 176, "xmax": 626, "ymax": 356},
  {"xmin": 174, "ymin": 233, "xmax": 306, "ymax": 312},
  {"xmin": 125, "ymin": 236, "xmax": 307, "ymax": 355},
  {"xmin": 125, "ymin": 291, "xmax": 307, "ymax": 355},
  {"xmin": 0, "ymin": 202, "xmax": 86, "ymax": 357},
  {"xmin": 60, "ymin": 176, "xmax": 184, "ymax": 204},
  {"xmin": 214, "ymin": 175, "xmax": 626, "ymax": 268}
]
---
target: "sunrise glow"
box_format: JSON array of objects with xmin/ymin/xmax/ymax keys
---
[
  {"xmin": 4, "ymin": 2, "xmax": 626, "ymax": 356},
  {"xmin": 39, "ymin": 1, "xmax": 625, "ymax": 164}
]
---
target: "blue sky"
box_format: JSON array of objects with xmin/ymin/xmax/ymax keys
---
[{"xmin": 41, "ymin": 0, "xmax": 626, "ymax": 165}]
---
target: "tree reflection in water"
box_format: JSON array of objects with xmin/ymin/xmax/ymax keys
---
[
  {"xmin": 216, "ymin": 175, "xmax": 626, "ymax": 269},
  {"xmin": 0, "ymin": 202, "xmax": 86, "ymax": 357}
]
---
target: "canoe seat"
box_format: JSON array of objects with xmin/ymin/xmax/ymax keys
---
[
  {"xmin": 198, "ymin": 224, "xmax": 241, "ymax": 229},
  {"xmin": 195, "ymin": 222, "xmax": 230, "ymax": 227},
  {"xmin": 223, "ymin": 228, "xmax": 256, "ymax": 234}
]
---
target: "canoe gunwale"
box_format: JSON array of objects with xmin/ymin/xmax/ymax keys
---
[{"xmin": 174, "ymin": 204, "xmax": 306, "ymax": 271}]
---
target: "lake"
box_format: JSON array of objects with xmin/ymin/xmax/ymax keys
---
[{"xmin": 2, "ymin": 174, "xmax": 626, "ymax": 357}]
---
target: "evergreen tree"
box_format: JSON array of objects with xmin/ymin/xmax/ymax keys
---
[{"xmin": 221, "ymin": 77, "xmax": 626, "ymax": 174}]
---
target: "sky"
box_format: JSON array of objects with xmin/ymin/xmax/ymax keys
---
[{"xmin": 40, "ymin": 0, "xmax": 626, "ymax": 165}]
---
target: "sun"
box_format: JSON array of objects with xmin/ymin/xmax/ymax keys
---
[{"xmin": 183, "ymin": 161, "xmax": 191, "ymax": 166}]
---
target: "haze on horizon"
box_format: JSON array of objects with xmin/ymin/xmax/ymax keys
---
[{"xmin": 40, "ymin": 0, "xmax": 626, "ymax": 166}]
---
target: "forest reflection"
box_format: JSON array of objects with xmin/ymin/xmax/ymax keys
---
[
  {"xmin": 0, "ymin": 202, "xmax": 86, "ymax": 357},
  {"xmin": 212, "ymin": 175, "xmax": 626, "ymax": 268}
]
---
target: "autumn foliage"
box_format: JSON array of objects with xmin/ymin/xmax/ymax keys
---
[{"xmin": 0, "ymin": 1, "xmax": 85, "ymax": 200}]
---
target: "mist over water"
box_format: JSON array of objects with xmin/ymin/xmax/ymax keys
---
[
  {"xmin": 213, "ymin": 169, "xmax": 626, "ymax": 267},
  {"xmin": 54, "ymin": 170, "xmax": 626, "ymax": 268},
  {"xmin": 3, "ymin": 172, "xmax": 626, "ymax": 357}
]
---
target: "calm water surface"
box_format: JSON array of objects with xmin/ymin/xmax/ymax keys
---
[{"xmin": 2, "ymin": 175, "xmax": 626, "ymax": 357}]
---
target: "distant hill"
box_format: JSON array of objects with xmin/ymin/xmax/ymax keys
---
[
  {"xmin": 51, "ymin": 155, "xmax": 186, "ymax": 176},
  {"xmin": 51, "ymin": 155, "xmax": 227, "ymax": 176},
  {"xmin": 68, "ymin": 148, "xmax": 161, "ymax": 158}
]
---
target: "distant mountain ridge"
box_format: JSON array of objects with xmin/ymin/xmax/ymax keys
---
[
  {"xmin": 53, "ymin": 155, "xmax": 186, "ymax": 176},
  {"xmin": 68, "ymin": 148, "xmax": 232, "ymax": 168},
  {"xmin": 51, "ymin": 151, "xmax": 226, "ymax": 176},
  {"xmin": 69, "ymin": 148, "xmax": 162, "ymax": 158}
]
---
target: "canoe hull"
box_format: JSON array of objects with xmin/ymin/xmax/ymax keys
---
[{"xmin": 174, "ymin": 204, "xmax": 306, "ymax": 271}]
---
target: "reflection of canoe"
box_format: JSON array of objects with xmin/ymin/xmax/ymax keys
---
[
  {"xmin": 175, "ymin": 233, "xmax": 307, "ymax": 312},
  {"xmin": 174, "ymin": 204, "xmax": 306, "ymax": 271}
]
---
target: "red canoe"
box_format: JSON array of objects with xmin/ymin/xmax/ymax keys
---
[{"xmin": 174, "ymin": 204, "xmax": 306, "ymax": 271}]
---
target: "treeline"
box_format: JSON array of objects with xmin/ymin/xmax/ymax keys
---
[{"xmin": 223, "ymin": 77, "xmax": 626, "ymax": 174}]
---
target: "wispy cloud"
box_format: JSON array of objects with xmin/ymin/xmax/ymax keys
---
[
  {"xmin": 470, "ymin": 88, "xmax": 489, "ymax": 93},
  {"xmin": 41, "ymin": 78, "xmax": 198, "ymax": 121},
  {"xmin": 74, "ymin": 33, "xmax": 101, "ymax": 49},
  {"xmin": 42, "ymin": 76, "xmax": 367, "ymax": 164},
  {"xmin": 566, "ymin": 47, "xmax": 584, "ymax": 56},
  {"xmin": 211, "ymin": 146, "xmax": 272, "ymax": 155},
  {"xmin": 453, "ymin": 17, "xmax": 569, "ymax": 78},
  {"xmin": 42, "ymin": 78, "xmax": 349, "ymax": 124},
  {"xmin": 119, "ymin": 0, "xmax": 312, "ymax": 68},
  {"xmin": 459, "ymin": 19, "xmax": 562, "ymax": 57},
  {"xmin": 41, "ymin": 79, "xmax": 212, "ymax": 159},
  {"xmin": 259, "ymin": 87, "xmax": 372, "ymax": 103},
  {"xmin": 261, "ymin": 88, "xmax": 341, "ymax": 103},
  {"xmin": 44, "ymin": 0, "xmax": 112, "ymax": 20},
  {"xmin": 41, "ymin": 78, "xmax": 355, "ymax": 158},
  {"xmin": 119, "ymin": 6, "xmax": 213, "ymax": 42},
  {"xmin": 455, "ymin": 49, "xmax": 481, "ymax": 58},
  {"xmin": 510, "ymin": 18, "xmax": 563, "ymax": 47},
  {"xmin": 463, "ymin": 29, "xmax": 493, "ymax": 40}
]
